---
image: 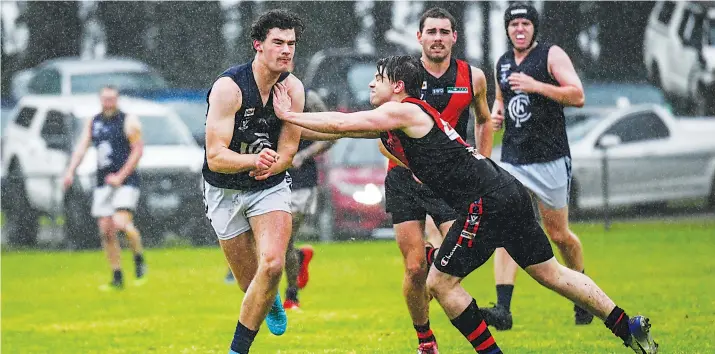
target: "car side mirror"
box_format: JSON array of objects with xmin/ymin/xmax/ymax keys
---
[{"xmin": 597, "ymin": 134, "xmax": 621, "ymax": 149}]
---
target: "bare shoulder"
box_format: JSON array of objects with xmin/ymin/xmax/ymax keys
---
[
  {"xmin": 209, "ymin": 77, "xmax": 241, "ymax": 109},
  {"xmin": 285, "ymin": 74, "xmax": 305, "ymax": 93},
  {"xmin": 547, "ymin": 45, "xmax": 571, "ymax": 62},
  {"xmin": 125, "ymin": 114, "xmax": 142, "ymax": 128}
]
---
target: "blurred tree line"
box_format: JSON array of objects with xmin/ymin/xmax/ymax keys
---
[{"xmin": 1, "ymin": 1, "xmax": 656, "ymax": 99}]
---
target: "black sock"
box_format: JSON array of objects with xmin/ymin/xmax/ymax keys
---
[
  {"xmin": 604, "ymin": 306, "xmax": 631, "ymax": 342},
  {"xmin": 113, "ymin": 269, "xmax": 123, "ymax": 285},
  {"xmin": 450, "ymin": 299, "xmax": 502, "ymax": 353},
  {"xmin": 230, "ymin": 320, "xmax": 258, "ymax": 354},
  {"xmin": 414, "ymin": 320, "xmax": 436, "ymax": 345},
  {"xmin": 426, "ymin": 246, "xmax": 438, "ymax": 265},
  {"xmin": 496, "ymin": 284, "xmax": 514, "ymax": 311},
  {"xmin": 286, "ymin": 286, "xmax": 299, "ymax": 302},
  {"xmin": 134, "ymin": 253, "xmax": 144, "ymax": 265}
]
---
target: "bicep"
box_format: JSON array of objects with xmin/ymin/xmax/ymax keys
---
[
  {"xmin": 349, "ymin": 104, "xmax": 407, "ymax": 132},
  {"xmin": 471, "ymin": 68, "xmax": 490, "ymax": 124},
  {"xmin": 206, "ymin": 78, "xmax": 241, "ymax": 152},
  {"xmin": 124, "ymin": 115, "xmax": 143, "ymax": 144},
  {"xmin": 549, "ymin": 47, "xmax": 583, "ymax": 90}
]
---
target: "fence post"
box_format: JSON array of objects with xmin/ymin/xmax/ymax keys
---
[{"xmin": 601, "ymin": 148, "xmax": 611, "ymax": 231}]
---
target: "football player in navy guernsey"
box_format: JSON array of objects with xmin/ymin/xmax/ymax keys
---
[
  {"xmin": 63, "ymin": 85, "xmax": 147, "ymax": 291},
  {"xmin": 202, "ymin": 9, "xmax": 304, "ymax": 354},
  {"xmin": 483, "ymin": 2, "xmax": 593, "ymax": 330},
  {"xmin": 271, "ymin": 55, "xmax": 658, "ymax": 354}
]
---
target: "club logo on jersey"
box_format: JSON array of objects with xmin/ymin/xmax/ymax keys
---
[
  {"xmin": 508, "ymin": 93, "xmax": 532, "ymax": 128},
  {"xmin": 237, "ymin": 118, "xmax": 249, "ymax": 131},
  {"xmin": 421, "ymin": 81, "xmax": 428, "ymax": 90},
  {"xmin": 432, "ymin": 88, "xmax": 444, "ymax": 95},
  {"xmin": 447, "ymin": 86, "xmax": 468, "ymax": 94},
  {"xmin": 245, "ymin": 108, "xmax": 255, "ymax": 117},
  {"xmin": 239, "ymin": 132, "xmax": 272, "ymax": 154}
]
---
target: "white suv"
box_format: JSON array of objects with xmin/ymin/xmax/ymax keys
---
[
  {"xmin": 644, "ymin": 1, "xmax": 715, "ymax": 115},
  {"xmin": 1, "ymin": 95, "xmax": 212, "ymax": 248}
]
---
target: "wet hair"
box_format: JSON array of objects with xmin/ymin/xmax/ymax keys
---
[
  {"xmin": 419, "ymin": 7, "xmax": 456, "ymax": 33},
  {"xmin": 375, "ymin": 56, "xmax": 424, "ymax": 99},
  {"xmin": 504, "ymin": 2, "xmax": 539, "ymax": 47},
  {"xmin": 250, "ymin": 9, "xmax": 305, "ymax": 51}
]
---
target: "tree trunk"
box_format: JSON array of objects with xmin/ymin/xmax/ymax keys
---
[{"xmin": 23, "ymin": 1, "xmax": 82, "ymax": 68}]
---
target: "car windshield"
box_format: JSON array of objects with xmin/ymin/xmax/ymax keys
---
[
  {"xmin": 565, "ymin": 111, "xmax": 604, "ymax": 143},
  {"xmin": 164, "ymin": 101, "xmax": 207, "ymax": 136},
  {"xmin": 328, "ymin": 138, "xmax": 385, "ymax": 167},
  {"xmin": 583, "ymin": 83, "xmax": 666, "ymax": 107},
  {"xmin": 347, "ymin": 63, "xmax": 376, "ymax": 106},
  {"xmin": 71, "ymin": 72, "xmax": 169, "ymax": 94},
  {"xmin": 75, "ymin": 114, "xmax": 194, "ymax": 146}
]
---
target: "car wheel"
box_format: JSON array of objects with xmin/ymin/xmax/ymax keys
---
[
  {"xmin": 4, "ymin": 165, "xmax": 39, "ymax": 247},
  {"xmin": 63, "ymin": 187, "xmax": 100, "ymax": 250}
]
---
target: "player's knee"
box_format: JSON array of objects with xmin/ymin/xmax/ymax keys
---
[
  {"xmin": 544, "ymin": 223, "xmax": 572, "ymax": 245},
  {"xmin": 404, "ymin": 260, "xmax": 428, "ymax": 283},
  {"xmin": 425, "ymin": 271, "xmax": 448, "ymax": 298},
  {"xmin": 112, "ymin": 214, "xmax": 131, "ymax": 231},
  {"xmin": 98, "ymin": 218, "xmax": 113, "ymax": 236},
  {"xmin": 258, "ymin": 254, "xmax": 285, "ymax": 280}
]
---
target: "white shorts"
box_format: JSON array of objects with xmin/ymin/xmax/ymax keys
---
[
  {"xmin": 291, "ymin": 187, "xmax": 318, "ymax": 215},
  {"xmin": 91, "ymin": 185, "xmax": 140, "ymax": 217},
  {"xmin": 203, "ymin": 180, "xmax": 292, "ymax": 240},
  {"xmin": 499, "ymin": 156, "xmax": 572, "ymax": 210}
]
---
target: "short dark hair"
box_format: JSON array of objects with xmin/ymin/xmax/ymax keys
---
[
  {"xmin": 419, "ymin": 7, "xmax": 456, "ymax": 33},
  {"xmin": 376, "ymin": 56, "xmax": 424, "ymax": 99},
  {"xmin": 250, "ymin": 9, "xmax": 304, "ymax": 51}
]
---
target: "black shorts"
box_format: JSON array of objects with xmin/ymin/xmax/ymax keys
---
[
  {"xmin": 434, "ymin": 180, "xmax": 554, "ymax": 278},
  {"xmin": 385, "ymin": 166, "xmax": 458, "ymax": 226}
]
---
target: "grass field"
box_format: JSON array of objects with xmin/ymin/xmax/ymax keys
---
[{"xmin": 2, "ymin": 220, "xmax": 714, "ymax": 353}]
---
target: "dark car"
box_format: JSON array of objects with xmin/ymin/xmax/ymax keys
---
[{"xmin": 301, "ymin": 49, "xmax": 380, "ymax": 112}]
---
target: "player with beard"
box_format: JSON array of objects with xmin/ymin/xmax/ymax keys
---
[
  {"xmin": 378, "ymin": 7, "xmax": 493, "ymax": 353},
  {"xmin": 271, "ymin": 55, "xmax": 658, "ymax": 354}
]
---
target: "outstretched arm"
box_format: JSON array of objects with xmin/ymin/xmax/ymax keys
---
[{"xmin": 273, "ymin": 82, "xmax": 407, "ymax": 135}]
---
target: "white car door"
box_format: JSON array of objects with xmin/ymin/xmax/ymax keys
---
[
  {"xmin": 33, "ymin": 110, "xmax": 72, "ymax": 214},
  {"xmin": 597, "ymin": 112, "xmax": 669, "ymax": 206},
  {"xmin": 672, "ymin": 6, "xmax": 704, "ymax": 94}
]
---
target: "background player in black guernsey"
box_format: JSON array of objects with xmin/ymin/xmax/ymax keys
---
[
  {"xmin": 203, "ymin": 9, "xmax": 304, "ymax": 354},
  {"xmin": 482, "ymin": 2, "xmax": 592, "ymax": 330},
  {"xmin": 383, "ymin": 7, "xmax": 495, "ymax": 353},
  {"xmin": 271, "ymin": 55, "xmax": 658, "ymax": 354}
]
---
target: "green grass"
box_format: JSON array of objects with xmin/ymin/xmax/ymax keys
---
[{"xmin": 2, "ymin": 220, "xmax": 714, "ymax": 353}]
